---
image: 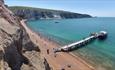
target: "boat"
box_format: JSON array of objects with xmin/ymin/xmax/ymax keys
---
[{"xmin": 55, "ymin": 21, "xmax": 59, "ymax": 23}]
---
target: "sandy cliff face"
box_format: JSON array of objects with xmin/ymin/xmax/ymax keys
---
[{"xmin": 0, "ymin": 0, "xmax": 50, "ymax": 70}]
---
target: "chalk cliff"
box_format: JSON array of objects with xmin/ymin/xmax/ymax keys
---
[
  {"xmin": 0, "ymin": 0, "xmax": 50, "ymax": 70},
  {"xmin": 9, "ymin": 6, "xmax": 92, "ymax": 20}
]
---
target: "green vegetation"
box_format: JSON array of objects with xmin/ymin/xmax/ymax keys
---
[
  {"xmin": 9, "ymin": 6, "xmax": 75, "ymax": 13},
  {"xmin": 9, "ymin": 6, "xmax": 92, "ymax": 20}
]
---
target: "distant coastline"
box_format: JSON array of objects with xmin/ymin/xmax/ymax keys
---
[{"xmin": 9, "ymin": 6, "xmax": 92, "ymax": 20}]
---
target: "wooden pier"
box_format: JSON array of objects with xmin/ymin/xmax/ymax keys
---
[{"xmin": 55, "ymin": 31, "xmax": 107, "ymax": 52}]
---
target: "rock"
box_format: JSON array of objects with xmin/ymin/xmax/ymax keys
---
[
  {"xmin": 0, "ymin": 0, "xmax": 4, "ymax": 4},
  {"xmin": 0, "ymin": 0, "xmax": 51, "ymax": 70}
]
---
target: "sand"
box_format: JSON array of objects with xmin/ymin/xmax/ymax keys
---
[{"xmin": 20, "ymin": 20, "xmax": 94, "ymax": 70}]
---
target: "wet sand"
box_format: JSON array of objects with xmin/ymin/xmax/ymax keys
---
[{"xmin": 20, "ymin": 20, "xmax": 94, "ymax": 70}]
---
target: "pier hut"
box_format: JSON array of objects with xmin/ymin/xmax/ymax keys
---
[{"xmin": 97, "ymin": 31, "xmax": 107, "ymax": 40}]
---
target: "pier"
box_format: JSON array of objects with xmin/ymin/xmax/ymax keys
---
[{"xmin": 55, "ymin": 31, "xmax": 107, "ymax": 52}]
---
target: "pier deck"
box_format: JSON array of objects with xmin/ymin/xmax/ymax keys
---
[{"xmin": 56, "ymin": 31, "xmax": 107, "ymax": 52}]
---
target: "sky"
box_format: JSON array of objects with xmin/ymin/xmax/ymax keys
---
[{"xmin": 5, "ymin": 0, "xmax": 115, "ymax": 17}]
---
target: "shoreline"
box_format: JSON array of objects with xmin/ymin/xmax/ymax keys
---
[
  {"xmin": 26, "ymin": 22, "xmax": 70, "ymax": 46},
  {"xmin": 21, "ymin": 19, "xmax": 94, "ymax": 70}
]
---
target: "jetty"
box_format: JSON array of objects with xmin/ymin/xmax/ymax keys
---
[{"xmin": 55, "ymin": 31, "xmax": 107, "ymax": 52}]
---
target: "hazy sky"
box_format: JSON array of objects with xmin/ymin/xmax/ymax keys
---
[{"xmin": 5, "ymin": 0, "xmax": 115, "ymax": 17}]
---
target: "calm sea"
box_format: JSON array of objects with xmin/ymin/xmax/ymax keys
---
[{"xmin": 27, "ymin": 17, "xmax": 115, "ymax": 70}]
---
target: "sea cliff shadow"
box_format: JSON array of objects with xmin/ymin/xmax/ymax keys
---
[{"xmin": 4, "ymin": 40, "xmax": 40, "ymax": 70}]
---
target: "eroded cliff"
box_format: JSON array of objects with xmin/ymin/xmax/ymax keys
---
[
  {"xmin": 0, "ymin": 0, "xmax": 50, "ymax": 70},
  {"xmin": 9, "ymin": 6, "xmax": 92, "ymax": 20}
]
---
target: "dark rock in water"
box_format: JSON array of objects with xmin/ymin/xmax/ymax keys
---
[{"xmin": 8, "ymin": 6, "xmax": 92, "ymax": 20}]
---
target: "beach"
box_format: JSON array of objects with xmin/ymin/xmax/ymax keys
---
[{"xmin": 20, "ymin": 20, "xmax": 94, "ymax": 70}]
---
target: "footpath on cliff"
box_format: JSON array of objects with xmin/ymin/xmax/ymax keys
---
[{"xmin": 20, "ymin": 20, "xmax": 95, "ymax": 70}]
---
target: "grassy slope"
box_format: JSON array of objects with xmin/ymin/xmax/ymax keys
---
[{"xmin": 9, "ymin": 6, "xmax": 90, "ymax": 15}]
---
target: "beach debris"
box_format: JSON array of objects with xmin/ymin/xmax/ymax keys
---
[
  {"xmin": 67, "ymin": 64, "xmax": 71, "ymax": 68},
  {"xmin": 54, "ymin": 53, "xmax": 57, "ymax": 57},
  {"xmin": 61, "ymin": 68, "xmax": 65, "ymax": 70}
]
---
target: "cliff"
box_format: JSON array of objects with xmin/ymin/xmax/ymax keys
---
[
  {"xmin": 9, "ymin": 6, "xmax": 92, "ymax": 20},
  {"xmin": 0, "ymin": 0, "xmax": 50, "ymax": 70}
]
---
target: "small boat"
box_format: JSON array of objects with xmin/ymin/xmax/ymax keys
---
[{"xmin": 55, "ymin": 21, "xmax": 59, "ymax": 23}]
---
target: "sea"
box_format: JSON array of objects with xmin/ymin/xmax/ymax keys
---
[{"xmin": 27, "ymin": 17, "xmax": 115, "ymax": 70}]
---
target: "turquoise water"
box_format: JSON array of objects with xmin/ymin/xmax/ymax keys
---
[{"xmin": 27, "ymin": 17, "xmax": 115, "ymax": 70}]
